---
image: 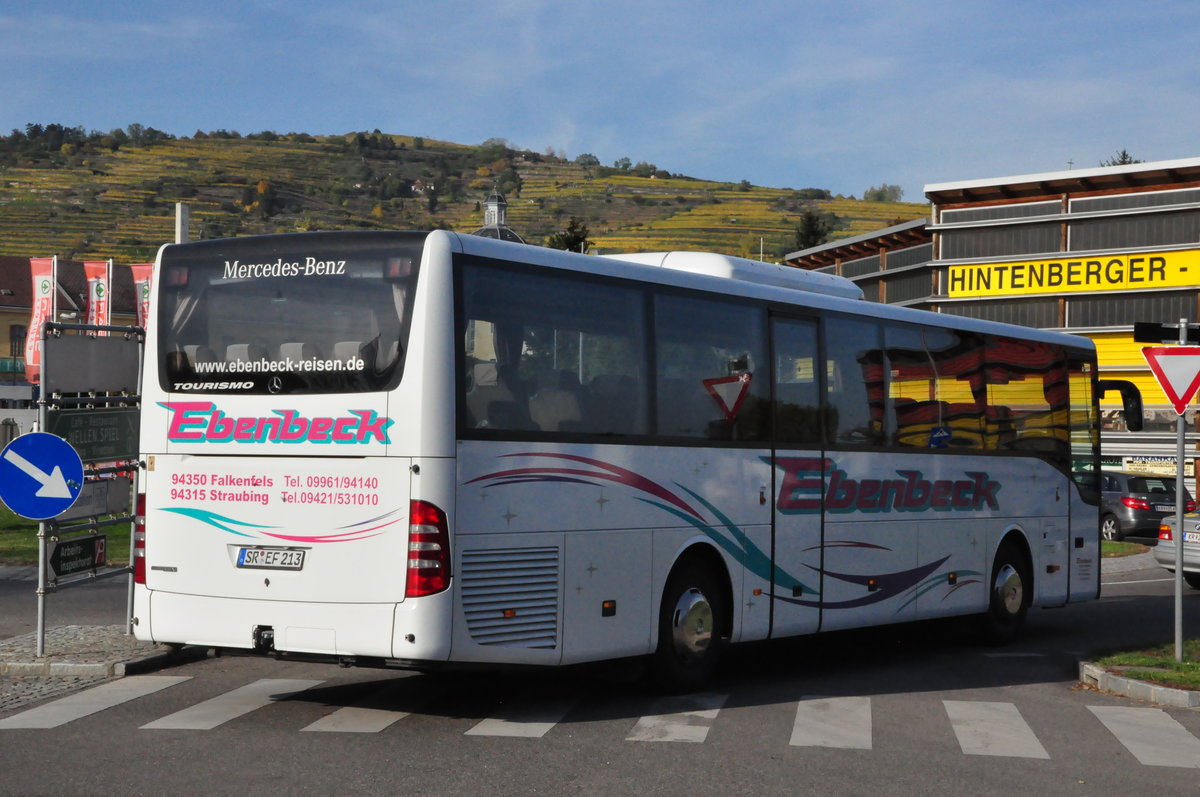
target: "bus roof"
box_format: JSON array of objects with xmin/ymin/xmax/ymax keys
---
[
  {"xmin": 164, "ymin": 230, "xmax": 1092, "ymax": 354},
  {"xmin": 600, "ymin": 251, "xmax": 864, "ymax": 301}
]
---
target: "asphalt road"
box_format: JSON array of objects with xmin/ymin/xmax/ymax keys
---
[{"xmin": 1, "ymin": 553, "xmax": 1198, "ymax": 796}]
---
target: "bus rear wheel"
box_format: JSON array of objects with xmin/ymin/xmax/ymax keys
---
[
  {"xmin": 980, "ymin": 540, "xmax": 1030, "ymax": 644},
  {"xmin": 652, "ymin": 559, "xmax": 727, "ymax": 692}
]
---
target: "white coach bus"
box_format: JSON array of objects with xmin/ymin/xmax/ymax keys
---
[{"xmin": 132, "ymin": 230, "xmax": 1135, "ymax": 689}]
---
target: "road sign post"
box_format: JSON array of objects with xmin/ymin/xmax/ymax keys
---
[
  {"xmin": 1138, "ymin": 318, "xmax": 1200, "ymax": 664},
  {"xmin": 29, "ymin": 320, "xmax": 145, "ymax": 656}
]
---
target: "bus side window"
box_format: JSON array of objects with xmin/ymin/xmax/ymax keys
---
[
  {"xmin": 986, "ymin": 336, "xmax": 1069, "ymax": 461},
  {"xmin": 466, "ymin": 361, "xmax": 526, "ymax": 429},
  {"xmin": 586, "ymin": 374, "xmax": 640, "ymax": 435},
  {"xmin": 924, "ymin": 328, "xmax": 985, "ymax": 449},
  {"xmin": 772, "ymin": 317, "xmax": 822, "ymax": 447},
  {"xmin": 529, "ymin": 370, "xmax": 584, "ymax": 432},
  {"xmin": 823, "ymin": 316, "xmax": 884, "ymax": 446},
  {"xmin": 654, "ymin": 294, "xmax": 768, "ymax": 442},
  {"xmin": 884, "ymin": 323, "xmax": 932, "ymax": 447}
]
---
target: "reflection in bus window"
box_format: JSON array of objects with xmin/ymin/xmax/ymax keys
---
[
  {"xmin": 654, "ymin": 295, "xmax": 768, "ymax": 441},
  {"xmin": 885, "ymin": 324, "xmax": 937, "ymax": 447},
  {"xmin": 461, "ymin": 262, "xmax": 649, "ymax": 435},
  {"xmin": 986, "ymin": 337, "xmax": 1069, "ymax": 461},
  {"xmin": 773, "ymin": 317, "xmax": 823, "ymax": 446},
  {"xmin": 824, "ymin": 316, "xmax": 884, "ymax": 446},
  {"xmin": 922, "ymin": 328, "xmax": 986, "ymax": 449}
]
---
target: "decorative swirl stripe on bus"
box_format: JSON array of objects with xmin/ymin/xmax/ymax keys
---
[
  {"xmin": 467, "ymin": 453, "xmax": 983, "ymax": 612},
  {"xmin": 159, "ymin": 401, "xmax": 393, "ymax": 444},
  {"xmin": 158, "ymin": 506, "xmax": 404, "ymax": 543}
]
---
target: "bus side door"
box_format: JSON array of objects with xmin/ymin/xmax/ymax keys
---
[{"xmin": 770, "ymin": 316, "xmax": 824, "ymax": 638}]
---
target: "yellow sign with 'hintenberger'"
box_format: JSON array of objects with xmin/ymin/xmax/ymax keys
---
[{"xmin": 947, "ymin": 248, "xmax": 1200, "ymax": 298}]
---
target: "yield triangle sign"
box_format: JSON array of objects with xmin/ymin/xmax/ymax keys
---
[
  {"xmin": 703, "ymin": 373, "xmax": 752, "ymax": 421},
  {"xmin": 1142, "ymin": 346, "xmax": 1200, "ymax": 415}
]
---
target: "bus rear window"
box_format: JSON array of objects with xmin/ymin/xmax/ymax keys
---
[{"xmin": 157, "ymin": 232, "xmax": 424, "ymax": 394}]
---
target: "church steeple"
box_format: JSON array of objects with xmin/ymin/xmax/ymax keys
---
[
  {"xmin": 483, "ymin": 190, "xmax": 507, "ymax": 227},
  {"xmin": 473, "ymin": 188, "xmax": 525, "ymax": 243}
]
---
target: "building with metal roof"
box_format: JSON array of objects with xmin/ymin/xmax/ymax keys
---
[{"xmin": 786, "ymin": 155, "xmax": 1200, "ymax": 479}]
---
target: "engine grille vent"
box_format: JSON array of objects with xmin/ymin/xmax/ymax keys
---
[{"xmin": 461, "ymin": 546, "xmax": 560, "ymax": 648}]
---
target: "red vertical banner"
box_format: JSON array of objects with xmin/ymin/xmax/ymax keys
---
[
  {"xmin": 25, "ymin": 256, "xmax": 57, "ymax": 384},
  {"xmin": 129, "ymin": 263, "xmax": 153, "ymax": 329},
  {"xmin": 84, "ymin": 259, "xmax": 112, "ymax": 331}
]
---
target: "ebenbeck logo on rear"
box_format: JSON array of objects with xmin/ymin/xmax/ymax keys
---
[{"xmin": 159, "ymin": 401, "xmax": 393, "ymax": 444}]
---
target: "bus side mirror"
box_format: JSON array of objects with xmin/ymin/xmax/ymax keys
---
[{"xmin": 1097, "ymin": 380, "xmax": 1143, "ymax": 432}]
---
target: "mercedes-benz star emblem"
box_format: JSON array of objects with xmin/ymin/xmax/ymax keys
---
[{"xmin": 268, "ymin": 376, "xmax": 283, "ymax": 394}]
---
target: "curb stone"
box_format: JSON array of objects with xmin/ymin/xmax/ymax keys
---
[
  {"xmin": 0, "ymin": 625, "xmax": 206, "ymax": 679},
  {"xmin": 1079, "ymin": 661, "xmax": 1200, "ymax": 708},
  {"xmin": 0, "ymin": 625, "xmax": 207, "ymax": 715}
]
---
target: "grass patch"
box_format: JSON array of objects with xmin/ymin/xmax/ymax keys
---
[
  {"xmin": 1096, "ymin": 640, "xmax": 1200, "ymax": 691},
  {"xmin": 0, "ymin": 506, "xmax": 129, "ymax": 566},
  {"xmin": 1101, "ymin": 540, "xmax": 1150, "ymax": 557}
]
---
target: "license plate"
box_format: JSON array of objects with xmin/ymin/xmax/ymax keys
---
[
  {"xmin": 1154, "ymin": 504, "xmax": 1175, "ymax": 512},
  {"xmin": 236, "ymin": 547, "xmax": 305, "ymax": 570},
  {"xmin": 1185, "ymin": 532, "xmax": 1200, "ymax": 544}
]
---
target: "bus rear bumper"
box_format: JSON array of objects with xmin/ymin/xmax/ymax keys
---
[{"xmin": 134, "ymin": 589, "xmax": 406, "ymax": 660}]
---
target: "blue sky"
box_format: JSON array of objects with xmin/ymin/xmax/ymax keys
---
[{"xmin": 3, "ymin": 1, "xmax": 1198, "ymax": 203}]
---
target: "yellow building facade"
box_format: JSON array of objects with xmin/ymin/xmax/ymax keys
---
[{"xmin": 786, "ymin": 156, "xmax": 1200, "ymax": 482}]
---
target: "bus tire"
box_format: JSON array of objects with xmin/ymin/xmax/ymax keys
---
[
  {"xmin": 980, "ymin": 539, "xmax": 1030, "ymax": 644},
  {"xmin": 652, "ymin": 558, "xmax": 727, "ymax": 692}
]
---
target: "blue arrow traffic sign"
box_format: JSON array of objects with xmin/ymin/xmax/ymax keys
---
[{"xmin": 0, "ymin": 432, "xmax": 84, "ymax": 519}]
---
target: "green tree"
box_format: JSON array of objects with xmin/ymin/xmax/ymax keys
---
[
  {"xmin": 575, "ymin": 153, "xmax": 600, "ymax": 167},
  {"xmin": 544, "ymin": 216, "xmax": 593, "ymax": 253},
  {"xmin": 1101, "ymin": 149, "xmax": 1142, "ymax": 166},
  {"xmin": 631, "ymin": 161, "xmax": 656, "ymax": 177},
  {"xmin": 794, "ymin": 209, "xmax": 835, "ymax": 250},
  {"xmin": 863, "ymin": 183, "xmax": 903, "ymax": 202}
]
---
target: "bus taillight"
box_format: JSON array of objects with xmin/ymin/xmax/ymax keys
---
[
  {"xmin": 407, "ymin": 500, "xmax": 450, "ymax": 598},
  {"xmin": 134, "ymin": 492, "xmax": 147, "ymax": 585}
]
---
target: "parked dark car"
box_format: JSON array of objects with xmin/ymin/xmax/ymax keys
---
[{"xmin": 1099, "ymin": 471, "xmax": 1195, "ymax": 541}]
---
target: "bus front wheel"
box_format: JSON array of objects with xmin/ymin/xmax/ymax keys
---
[
  {"xmin": 652, "ymin": 559, "xmax": 727, "ymax": 692},
  {"xmin": 981, "ymin": 540, "xmax": 1030, "ymax": 644}
]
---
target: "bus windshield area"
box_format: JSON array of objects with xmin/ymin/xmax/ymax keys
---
[{"xmin": 158, "ymin": 232, "xmax": 424, "ymax": 395}]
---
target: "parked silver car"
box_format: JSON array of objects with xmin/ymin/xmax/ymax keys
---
[{"xmin": 1155, "ymin": 515, "xmax": 1200, "ymax": 589}]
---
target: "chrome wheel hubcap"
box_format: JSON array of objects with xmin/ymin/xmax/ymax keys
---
[
  {"xmin": 993, "ymin": 563, "xmax": 1023, "ymax": 615},
  {"xmin": 670, "ymin": 587, "xmax": 713, "ymax": 659}
]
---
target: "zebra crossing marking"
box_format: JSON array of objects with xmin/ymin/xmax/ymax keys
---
[
  {"xmin": 944, "ymin": 700, "xmax": 1049, "ymax": 759},
  {"xmin": 0, "ymin": 676, "xmax": 191, "ymax": 730},
  {"xmin": 6, "ymin": 673, "xmax": 1200, "ymax": 771},
  {"xmin": 625, "ymin": 692, "xmax": 728, "ymax": 743},
  {"xmin": 790, "ymin": 696, "xmax": 872, "ymax": 749},
  {"xmin": 465, "ymin": 687, "xmax": 582, "ymax": 738},
  {"xmin": 1088, "ymin": 706, "xmax": 1200, "ymax": 768},
  {"xmin": 301, "ymin": 680, "xmax": 431, "ymax": 733},
  {"xmin": 141, "ymin": 678, "xmax": 324, "ymax": 730}
]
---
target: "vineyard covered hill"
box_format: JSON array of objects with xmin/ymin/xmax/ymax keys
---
[{"xmin": 0, "ymin": 128, "xmax": 928, "ymax": 262}]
